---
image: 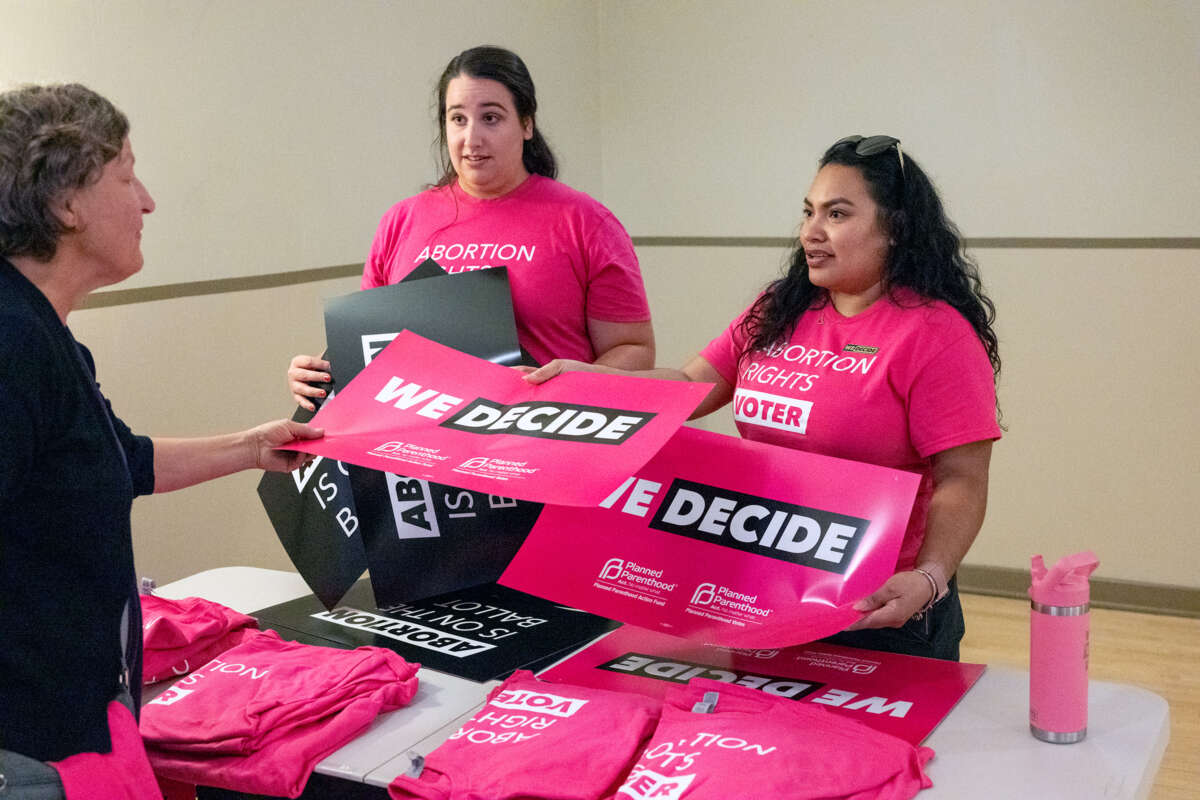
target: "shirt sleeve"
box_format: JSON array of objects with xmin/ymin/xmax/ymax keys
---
[
  {"xmin": 361, "ymin": 212, "xmax": 391, "ymax": 290},
  {"xmin": 699, "ymin": 306, "xmax": 752, "ymax": 385},
  {"xmin": 105, "ymin": 401, "xmax": 156, "ymax": 497},
  {"xmin": 581, "ymin": 208, "xmax": 652, "ymax": 323},
  {"xmin": 907, "ymin": 328, "xmax": 1002, "ymax": 458}
]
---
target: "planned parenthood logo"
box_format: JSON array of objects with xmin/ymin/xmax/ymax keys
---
[
  {"xmin": 600, "ymin": 558, "xmax": 625, "ymax": 581},
  {"xmin": 691, "ymin": 583, "xmax": 717, "ymax": 606},
  {"xmin": 686, "ymin": 581, "xmax": 773, "ymax": 624}
]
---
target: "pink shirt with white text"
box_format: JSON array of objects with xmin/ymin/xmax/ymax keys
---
[
  {"xmin": 701, "ymin": 289, "xmax": 1000, "ymax": 570},
  {"xmin": 363, "ymin": 175, "xmax": 650, "ymax": 366}
]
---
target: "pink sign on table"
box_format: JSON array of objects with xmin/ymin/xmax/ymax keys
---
[
  {"xmin": 500, "ymin": 425, "xmax": 920, "ymax": 647},
  {"xmin": 538, "ymin": 625, "xmax": 984, "ymax": 745},
  {"xmin": 281, "ymin": 330, "xmax": 712, "ymax": 507}
]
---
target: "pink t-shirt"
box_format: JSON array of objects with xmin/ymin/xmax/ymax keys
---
[
  {"xmin": 701, "ymin": 289, "xmax": 1000, "ymax": 570},
  {"xmin": 142, "ymin": 629, "xmax": 419, "ymax": 797},
  {"xmin": 49, "ymin": 701, "xmax": 160, "ymax": 800},
  {"xmin": 389, "ymin": 669, "xmax": 661, "ymax": 800},
  {"xmin": 363, "ymin": 175, "xmax": 651, "ymax": 366},
  {"xmin": 141, "ymin": 594, "xmax": 258, "ymax": 683},
  {"xmin": 613, "ymin": 678, "xmax": 933, "ymax": 800}
]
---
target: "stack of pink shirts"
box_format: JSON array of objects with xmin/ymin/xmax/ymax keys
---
[
  {"xmin": 142, "ymin": 628, "xmax": 420, "ymax": 798},
  {"xmin": 612, "ymin": 678, "xmax": 934, "ymax": 800},
  {"xmin": 140, "ymin": 594, "xmax": 259, "ymax": 683},
  {"xmin": 389, "ymin": 670, "xmax": 662, "ymax": 800},
  {"xmin": 389, "ymin": 672, "xmax": 934, "ymax": 800}
]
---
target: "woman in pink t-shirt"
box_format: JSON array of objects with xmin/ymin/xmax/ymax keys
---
[
  {"xmin": 288, "ymin": 46, "xmax": 654, "ymax": 409},
  {"xmin": 525, "ymin": 136, "xmax": 1001, "ymax": 661}
]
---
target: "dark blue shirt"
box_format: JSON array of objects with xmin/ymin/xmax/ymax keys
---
[{"xmin": 0, "ymin": 258, "xmax": 155, "ymax": 761}]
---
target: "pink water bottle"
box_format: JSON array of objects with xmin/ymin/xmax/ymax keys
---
[{"xmin": 1029, "ymin": 550, "xmax": 1099, "ymax": 743}]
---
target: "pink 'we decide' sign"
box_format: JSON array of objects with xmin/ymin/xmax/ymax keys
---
[
  {"xmin": 501, "ymin": 425, "xmax": 921, "ymax": 647},
  {"xmin": 282, "ymin": 331, "xmax": 712, "ymax": 507}
]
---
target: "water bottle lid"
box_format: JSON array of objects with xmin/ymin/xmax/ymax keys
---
[{"xmin": 1030, "ymin": 551, "xmax": 1099, "ymax": 607}]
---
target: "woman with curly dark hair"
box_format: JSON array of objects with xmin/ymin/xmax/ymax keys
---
[{"xmin": 525, "ymin": 135, "xmax": 1001, "ymax": 661}]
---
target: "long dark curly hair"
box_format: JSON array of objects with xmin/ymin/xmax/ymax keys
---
[{"xmin": 739, "ymin": 138, "xmax": 1000, "ymax": 381}]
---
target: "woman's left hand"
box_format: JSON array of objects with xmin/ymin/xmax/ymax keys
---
[
  {"xmin": 844, "ymin": 570, "xmax": 937, "ymax": 630},
  {"xmin": 250, "ymin": 419, "xmax": 324, "ymax": 472}
]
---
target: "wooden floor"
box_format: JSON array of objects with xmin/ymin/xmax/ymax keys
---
[{"xmin": 959, "ymin": 593, "xmax": 1200, "ymax": 800}]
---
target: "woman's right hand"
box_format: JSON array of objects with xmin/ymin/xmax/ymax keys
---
[
  {"xmin": 518, "ymin": 358, "xmax": 594, "ymax": 385},
  {"xmin": 288, "ymin": 354, "xmax": 332, "ymax": 411}
]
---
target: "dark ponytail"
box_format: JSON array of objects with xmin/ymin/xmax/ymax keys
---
[{"xmin": 434, "ymin": 45, "xmax": 557, "ymax": 186}]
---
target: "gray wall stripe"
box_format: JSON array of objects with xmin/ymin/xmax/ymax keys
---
[
  {"xmin": 633, "ymin": 236, "xmax": 1200, "ymax": 250},
  {"xmin": 82, "ymin": 235, "xmax": 1198, "ymax": 308},
  {"xmin": 957, "ymin": 564, "xmax": 1199, "ymax": 619},
  {"xmin": 82, "ymin": 263, "xmax": 363, "ymax": 309}
]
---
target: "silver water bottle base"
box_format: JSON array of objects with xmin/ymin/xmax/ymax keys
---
[{"xmin": 1031, "ymin": 724, "xmax": 1087, "ymax": 744}]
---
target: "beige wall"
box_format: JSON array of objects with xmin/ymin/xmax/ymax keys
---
[
  {"xmin": 9, "ymin": 2, "xmax": 1200, "ymax": 589},
  {"xmin": 598, "ymin": 0, "xmax": 1200, "ymax": 589},
  {"xmin": 597, "ymin": 0, "xmax": 1200, "ymax": 238},
  {"xmin": 637, "ymin": 244, "xmax": 1200, "ymax": 587},
  {"xmin": 71, "ymin": 277, "xmax": 359, "ymax": 582},
  {"xmin": 0, "ymin": 0, "xmax": 606, "ymax": 285}
]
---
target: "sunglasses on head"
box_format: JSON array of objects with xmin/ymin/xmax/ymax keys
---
[{"xmin": 834, "ymin": 135, "xmax": 905, "ymax": 177}]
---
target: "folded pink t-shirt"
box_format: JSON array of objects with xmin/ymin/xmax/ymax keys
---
[
  {"xmin": 140, "ymin": 594, "xmax": 257, "ymax": 683},
  {"xmin": 612, "ymin": 678, "xmax": 934, "ymax": 800},
  {"xmin": 389, "ymin": 669, "xmax": 661, "ymax": 800},
  {"xmin": 143, "ymin": 629, "xmax": 419, "ymax": 797}
]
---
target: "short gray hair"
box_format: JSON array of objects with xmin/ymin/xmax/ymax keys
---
[{"xmin": 0, "ymin": 83, "xmax": 129, "ymax": 261}]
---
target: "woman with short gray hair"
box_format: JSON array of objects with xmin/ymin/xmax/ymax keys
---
[{"xmin": 0, "ymin": 83, "xmax": 321, "ymax": 796}]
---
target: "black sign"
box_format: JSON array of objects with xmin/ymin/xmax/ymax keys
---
[
  {"xmin": 253, "ymin": 581, "xmax": 619, "ymax": 682},
  {"xmin": 322, "ymin": 265, "xmax": 526, "ymax": 391},
  {"xmin": 261, "ymin": 262, "xmax": 544, "ymax": 609},
  {"xmin": 257, "ymin": 397, "xmax": 367, "ymax": 609},
  {"xmin": 351, "ymin": 471, "xmax": 542, "ymax": 608}
]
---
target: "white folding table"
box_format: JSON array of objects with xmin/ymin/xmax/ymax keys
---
[{"xmin": 157, "ymin": 567, "xmax": 1170, "ymax": 799}]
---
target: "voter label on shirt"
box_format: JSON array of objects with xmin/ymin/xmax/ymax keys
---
[{"xmin": 732, "ymin": 388, "xmax": 812, "ymax": 436}]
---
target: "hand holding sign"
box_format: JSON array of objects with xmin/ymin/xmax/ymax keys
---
[
  {"xmin": 281, "ymin": 331, "xmax": 712, "ymax": 506},
  {"xmin": 500, "ymin": 426, "xmax": 920, "ymax": 648}
]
